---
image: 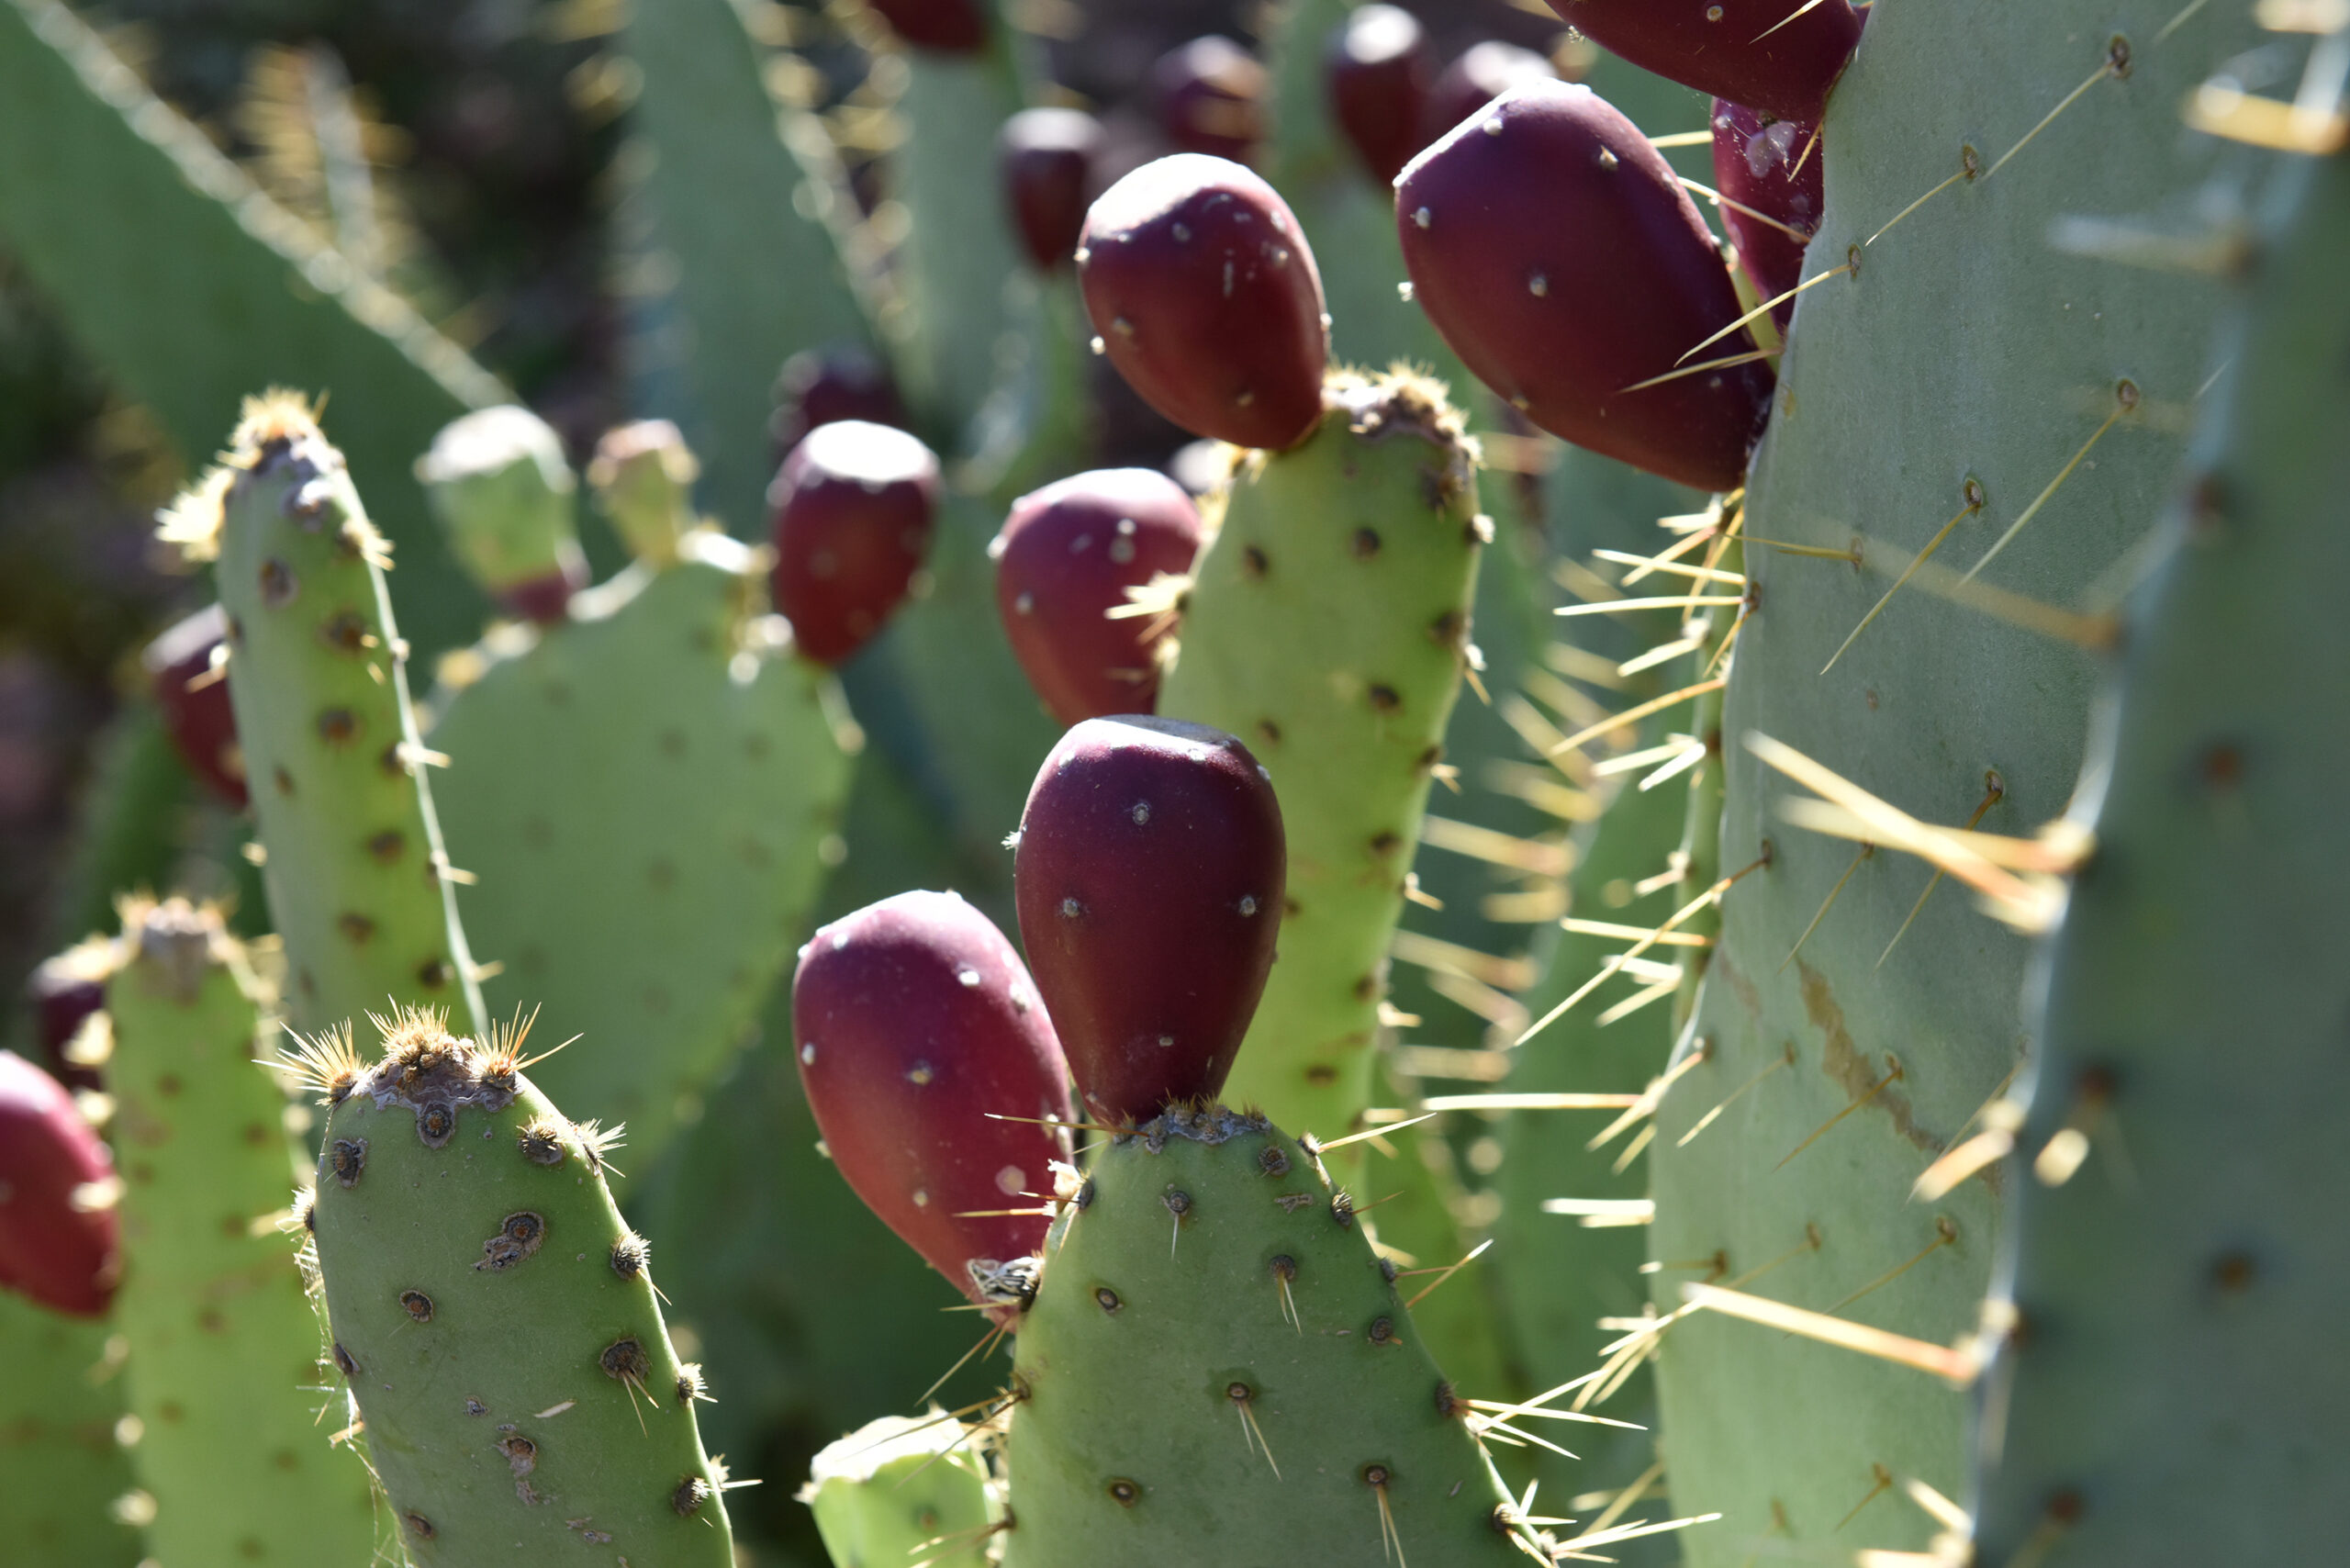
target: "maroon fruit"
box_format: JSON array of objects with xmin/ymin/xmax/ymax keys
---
[
  {"xmin": 1326, "ymin": 5, "xmax": 1435, "ymax": 185},
  {"xmin": 27, "ymin": 943, "xmax": 110, "ymax": 1092},
  {"xmin": 1395, "ymin": 81, "xmax": 1774, "ymax": 492},
  {"xmin": 143, "ymin": 602, "xmax": 245, "ymax": 807},
  {"xmin": 1077, "ymin": 154, "xmax": 1329, "ymax": 452},
  {"xmin": 1711, "ymin": 98, "xmax": 1822, "ymax": 330},
  {"xmin": 863, "ymin": 0, "xmax": 986, "ymax": 53},
  {"xmin": 1539, "ymin": 0, "xmax": 1862, "ymax": 123},
  {"xmin": 1423, "ymin": 41, "xmax": 1554, "ymax": 147},
  {"xmin": 0, "ymin": 1049, "xmax": 118, "ymax": 1317},
  {"xmin": 770, "ymin": 343, "xmax": 909, "ymax": 459},
  {"xmin": 792, "ymin": 891, "xmax": 1073, "ymax": 1316},
  {"xmin": 1152, "ymin": 37, "xmax": 1267, "ymax": 164},
  {"xmin": 1013, "ymin": 716, "xmax": 1284, "ymax": 1126},
  {"xmin": 768, "ymin": 420, "xmax": 940, "ymax": 666},
  {"xmin": 992, "ymin": 468, "xmax": 1203, "ymax": 724},
  {"xmin": 1000, "ymin": 107, "xmax": 1103, "ymax": 273}
]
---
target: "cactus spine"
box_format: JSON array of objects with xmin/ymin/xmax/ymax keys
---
[
  {"xmin": 303, "ymin": 1008, "xmax": 733, "ymax": 1562},
  {"xmin": 102, "ymin": 898, "xmax": 377, "ymax": 1562},
  {"xmin": 172, "ymin": 394, "xmax": 483, "ymax": 1040}
]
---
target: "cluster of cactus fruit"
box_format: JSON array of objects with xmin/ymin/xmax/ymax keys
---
[{"xmin": 5, "ymin": 0, "xmax": 2344, "ymax": 1563}]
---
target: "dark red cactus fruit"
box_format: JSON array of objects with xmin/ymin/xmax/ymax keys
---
[
  {"xmin": 1326, "ymin": 4, "xmax": 1435, "ymax": 185},
  {"xmin": 1539, "ymin": 0, "xmax": 1862, "ymax": 123},
  {"xmin": 862, "ymin": 0, "xmax": 986, "ymax": 53},
  {"xmin": 991, "ymin": 468, "xmax": 1203, "ymax": 724},
  {"xmin": 791, "ymin": 890, "xmax": 1073, "ymax": 1316},
  {"xmin": 770, "ymin": 343, "xmax": 910, "ymax": 460},
  {"xmin": 1423, "ymin": 41, "xmax": 1555, "ymax": 147},
  {"xmin": 1711, "ymin": 98, "xmax": 1822, "ymax": 330},
  {"xmin": 28, "ymin": 946, "xmax": 109, "ymax": 1092},
  {"xmin": 1013, "ymin": 716, "xmax": 1284, "ymax": 1126},
  {"xmin": 1077, "ymin": 154, "xmax": 1329, "ymax": 452},
  {"xmin": 768, "ymin": 420, "xmax": 941, "ymax": 666},
  {"xmin": 0, "ymin": 1049, "xmax": 118, "ymax": 1317},
  {"xmin": 1152, "ymin": 37, "xmax": 1267, "ymax": 164},
  {"xmin": 142, "ymin": 602, "xmax": 246, "ymax": 807},
  {"xmin": 1395, "ymin": 81, "xmax": 1774, "ymax": 492},
  {"xmin": 1000, "ymin": 108, "xmax": 1103, "ymax": 273}
]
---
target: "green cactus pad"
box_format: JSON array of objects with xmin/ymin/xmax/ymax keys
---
[
  {"xmin": 1002, "ymin": 1107, "xmax": 1524, "ymax": 1567},
  {"xmin": 1641, "ymin": 3, "xmax": 2257, "ymax": 1560},
  {"xmin": 176, "ymin": 395, "xmax": 483, "ymax": 1041},
  {"xmin": 304, "ymin": 1008, "xmax": 733, "ymax": 1562},
  {"xmin": 103, "ymin": 898, "xmax": 378, "ymax": 1563},
  {"xmin": 1975, "ymin": 129, "xmax": 2350, "ymax": 1564},
  {"xmin": 1160, "ymin": 369, "xmax": 1483, "ymax": 1143},
  {"xmin": 0, "ymin": 1291, "xmax": 139, "ymax": 1565},
  {"xmin": 0, "ymin": 0, "xmax": 498, "ymax": 658},
  {"xmin": 801, "ymin": 1412, "xmax": 997, "ymax": 1568},
  {"xmin": 427, "ymin": 527, "xmax": 853, "ymax": 1178}
]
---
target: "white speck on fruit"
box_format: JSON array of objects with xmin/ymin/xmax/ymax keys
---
[
  {"xmin": 1413, "ymin": 207, "xmax": 1430, "ymax": 229},
  {"xmin": 908, "ymin": 1061, "xmax": 934, "ymax": 1086},
  {"xmin": 1238, "ymin": 895, "xmax": 1259, "ymax": 916},
  {"xmin": 996, "ymin": 1166, "xmax": 1026, "ymax": 1195},
  {"xmin": 1015, "ymin": 592, "xmax": 1035, "ymax": 615},
  {"xmin": 912, "ymin": 1189, "xmax": 930, "ymax": 1207},
  {"xmin": 800, "ymin": 1042, "xmax": 816, "ymax": 1064},
  {"xmin": 1597, "ymin": 148, "xmax": 1619, "ymax": 171},
  {"xmin": 1131, "ymin": 801, "xmax": 1151, "ymax": 825},
  {"xmin": 957, "ymin": 967, "xmax": 981, "ymax": 988},
  {"xmin": 1528, "ymin": 274, "xmax": 1549, "ymax": 297}
]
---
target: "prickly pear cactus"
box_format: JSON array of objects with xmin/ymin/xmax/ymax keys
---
[
  {"xmin": 103, "ymin": 899, "xmax": 377, "ymax": 1562},
  {"xmin": 1160, "ymin": 369, "xmax": 1482, "ymax": 1143},
  {"xmin": 1640, "ymin": 3, "xmax": 2257, "ymax": 1561},
  {"xmin": 169, "ymin": 395, "xmax": 484, "ymax": 1041},
  {"xmin": 802, "ymin": 1412, "xmax": 997, "ymax": 1568},
  {"xmin": 427, "ymin": 521, "xmax": 853, "ymax": 1177},
  {"xmin": 301, "ymin": 1008, "xmax": 733, "ymax": 1562},
  {"xmin": 1000, "ymin": 1108, "xmax": 1525, "ymax": 1566},
  {"xmin": 1975, "ymin": 116, "xmax": 2350, "ymax": 1565},
  {"xmin": 0, "ymin": 0, "xmax": 497, "ymax": 656},
  {"xmin": 0, "ymin": 1292, "xmax": 138, "ymax": 1566}
]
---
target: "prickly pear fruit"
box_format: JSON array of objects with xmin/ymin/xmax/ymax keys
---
[
  {"xmin": 142, "ymin": 603, "xmax": 245, "ymax": 806},
  {"xmin": 0, "ymin": 1049, "xmax": 117, "ymax": 1317},
  {"xmin": 28, "ymin": 940, "xmax": 110, "ymax": 1090},
  {"xmin": 1001, "ymin": 107, "xmax": 1103, "ymax": 274},
  {"xmin": 1078, "ymin": 155, "xmax": 1329, "ymax": 452},
  {"xmin": 1422, "ymin": 40, "xmax": 1554, "ymax": 146},
  {"xmin": 863, "ymin": 0, "xmax": 986, "ymax": 53},
  {"xmin": 1014, "ymin": 716, "xmax": 1284, "ymax": 1126},
  {"xmin": 1326, "ymin": 4, "xmax": 1435, "ymax": 185},
  {"xmin": 1711, "ymin": 99, "xmax": 1821, "ymax": 329},
  {"xmin": 769, "ymin": 420, "xmax": 941, "ymax": 666},
  {"xmin": 416, "ymin": 405, "xmax": 588, "ymax": 623},
  {"xmin": 791, "ymin": 890, "xmax": 1073, "ymax": 1316},
  {"xmin": 1153, "ymin": 37, "xmax": 1266, "ymax": 164},
  {"xmin": 588, "ymin": 418, "xmax": 699, "ymax": 567},
  {"xmin": 1542, "ymin": 0, "xmax": 1862, "ymax": 122},
  {"xmin": 1395, "ymin": 81, "xmax": 1772, "ymax": 491},
  {"xmin": 802, "ymin": 1413, "xmax": 997, "ymax": 1568},
  {"xmin": 991, "ymin": 468, "xmax": 1203, "ymax": 724},
  {"xmin": 771, "ymin": 343, "xmax": 910, "ymax": 457}
]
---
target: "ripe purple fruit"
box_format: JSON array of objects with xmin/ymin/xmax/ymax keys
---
[
  {"xmin": 1326, "ymin": 5, "xmax": 1435, "ymax": 185},
  {"xmin": 143, "ymin": 602, "xmax": 246, "ymax": 807},
  {"xmin": 1422, "ymin": 40, "xmax": 1554, "ymax": 147},
  {"xmin": 792, "ymin": 891, "xmax": 1073, "ymax": 1317},
  {"xmin": 0, "ymin": 1049, "xmax": 118, "ymax": 1317},
  {"xmin": 1078, "ymin": 154, "xmax": 1329, "ymax": 452},
  {"xmin": 1538, "ymin": 0, "xmax": 1862, "ymax": 123},
  {"xmin": 1711, "ymin": 98, "xmax": 1822, "ymax": 330},
  {"xmin": 769, "ymin": 420, "xmax": 940, "ymax": 666},
  {"xmin": 1000, "ymin": 108, "xmax": 1103, "ymax": 273},
  {"xmin": 992, "ymin": 468, "xmax": 1203, "ymax": 724},
  {"xmin": 1395, "ymin": 81, "xmax": 1774, "ymax": 492},
  {"xmin": 770, "ymin": 344, "xmax": 909, "ymax": 459},
  {"xmin": 1014, "ymin": 717, "xmax": 1284, "ymax": 1126},
  {"xmin": 863, "ymin": 0, "xmax": 986, "ymax": 53},
  {"xmin": 1152, "ymin": 37, "xmax": 1267, "ymax": 164}
]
